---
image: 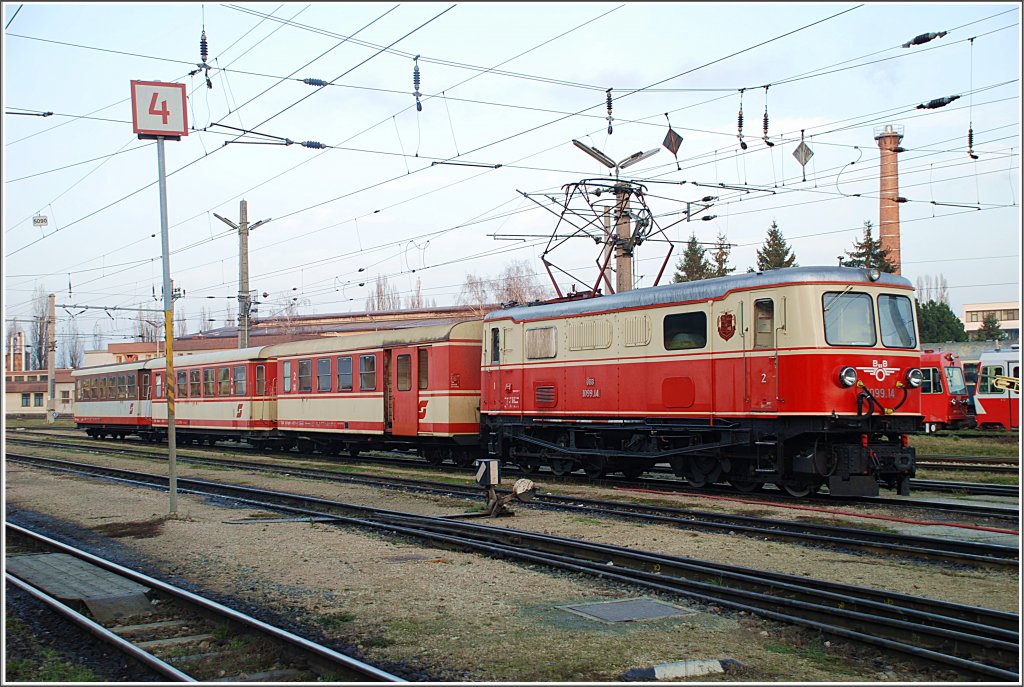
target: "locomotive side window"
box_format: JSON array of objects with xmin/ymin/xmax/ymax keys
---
[
  {"xmin": 283, "ymin": 361, "xmax": 292, "ymax": 393},
  {"xmin": 204, "ymin": 368, "xmax": 216, "ymax": 396},
  {"xmin": 978, "ymin": 365, "xmax": 1004, "ymax": 394},
  {"xmin": 823, "ymin": 292, "xmax": 876, "ymax": 346},
  {"xmin": 189, "ymin": 369, "xmax": 202, "ymax": 397},
  {"xmin": 921, "ymin": 368, "xmax": 942, "ymax": 394},
  {"xmin": 297, "ymin": 360, "xmax": 312, "ymax": 393},
  {"xmin": 878, "ymin": 294, "xmax": 917, "ymax": 348},
  {"xmin": 360, "ymin": 355, "xmax": 376, "ymax": 391},
  {"xmin": 316, "ymin": 358, "xmax": 331, "ymax": 392},
  {"xmin": 418, "ymin": 348, "xmax": 429, "ymax": 390},
  {"xmin": 255, "ymin": 365, "xmax": 266, "ymax": 396},
  {"xmin": 337, "ymin": 356, "xmax": 353, "ymax": 391},
  {"xmin": 944, "ymin": 366, "xmax": 966, "ymax": 395},
  {"xmin": 490, "ymin": 327, "xmax": 500, "ymax": 364},
  {"xmin": 234, "ymin": 366, "xmax": 247, "ymax": 395},
  {"xmin": 218, "ymin": 367, "xmax": 231, "ymax": 396},
  {"xmin": 753, "ymin": 299, "xmax": 774, "ymax": 349},
  {"xmin": 664, "ymin": 312, "xmax": 707, "ymax": 350},
  {"xmin": 526, "ymin": 326, "xmax": 557, "ymax": 359},
  {"xmin": 396, "ymin": 354, "xmax": 412, "ymax": 391}
]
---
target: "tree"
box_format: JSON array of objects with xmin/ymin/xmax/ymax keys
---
[
  {"xmin": 710, "ymin": 231, "xmax": 735, "ymax": 278},
  {"xmin": 29, "ymin": 285, "xmax": 48, "ymax": 370},
  {"xmin": 407, "ymin": 277, "xmax": 425, "ymax": 309},
  {"xmin": 672, "ymin": 233, "xmax": 712, "ymax": 283},
  {"xmin": 91, "ymin": 321, "xmax": 105, "ymax": 350},
  {"xmin": 175, "ymin": 308, "xmax": 189, "ymax": 338},
  {"xmin": 491, "ymin": 259, "xmax": 548, "ymax": 305},
  {"xmin": 916, "ymin": 300, "xmax": 968, "ymax": 343},
  {"xmin": 457, "ymin": 274, "xmax": 492, "ymax": 311},
  {"xmin": 62, "ymin": 318, "xmax": 85, "ymax": 368},
  {"xmin": 365, "ymin": 275, "xmax": 401, "ymax": 312},
  {"xmin": 976, "ymin": 312, "xmax": 1005, "ymax": 341},
  {"xmin": 199, "ymin": 305, "xmax": 214, "ymax": 333},
  {"xmin": 844, "ymin": 220, "xmax": 895, "ymax": 272},
  {"xmin": 135, "ymin": 308, "xmax": 159, "ymax": 343},
  {"xmin": 753, "ymin": 221, "xmax": 797, "ymax": 271}
]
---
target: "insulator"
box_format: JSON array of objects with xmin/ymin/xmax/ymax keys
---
[
  {"xmin": 200, "ymin": 30, "xmax": 208, "ymax": 63},
  {"xmin": 303, "ymin": 78, "xmax": 328, "ymax": 87},
  {"xmin": 606, "ymin": 88, "xmax": 613, "ymax": 135},
  {"xmin": 413, "ymin": 58, "xmax": 422, "ymax": 111},
  {"xmin": 301, "ymin": 141, "xmax": 326, "ymax": 149},
  {"xmin": 967, "ymin": 126, "xmax": 978, "ymax": 160}
]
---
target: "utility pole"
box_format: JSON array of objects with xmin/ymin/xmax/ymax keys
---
[
  {"xmin": 215, "ymin": 200, "xmax": 270, "ymax": 348},
  {"xmin": 613, "ymin": 185, "xmax": 633, "ymax": 293},
  {"xmin": 46, "ymin": 293, "xmax": 56, "ymax": 424}
]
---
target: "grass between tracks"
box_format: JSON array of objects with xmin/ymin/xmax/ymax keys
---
[{"xmin": 4, "ymin": 611, "xmax": 101, "ymax": 682}]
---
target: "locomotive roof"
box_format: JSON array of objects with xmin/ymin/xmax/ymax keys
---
[{"xmin": 487, "ymin": 266, "xmax": 914, "ymax": 322}]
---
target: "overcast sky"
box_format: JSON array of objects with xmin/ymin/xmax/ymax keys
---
[{"xmin": 3, "ymin": 2, "xmax": 1020, "ymax": 350}]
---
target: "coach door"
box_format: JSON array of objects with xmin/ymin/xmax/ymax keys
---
[
  {"xmin": 746, "ymin": 297, "xmax": 777, "ymax": 412},
  {"xmin": 388, "ymin": 347, "xmax": 420, "ymax": 436}
]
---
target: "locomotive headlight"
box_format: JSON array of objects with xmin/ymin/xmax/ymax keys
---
[
  {"xmin": 839, "ymin": 366, "xmax": 858, "ymax": 387},
  {"xmin": 866, "ymin": 267, "xmax": 881, "ymax": 282},
  {"xmin": 905, "ymin": 368, "xmax": 923, "ymax": 388}
]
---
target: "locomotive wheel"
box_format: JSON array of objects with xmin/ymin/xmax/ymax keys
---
[
  {"xmin": 517, "ymin": 462, "xmax": 541, "ymax": 475},
  {"xmin": 550, "ymin": 459, "xmax": 575, "ymax": 477},
  {"xmin": 619, "ymin": 463, "xmax": 647, "ymax": 480},
  {"xmin": 780, "ymin": 483, "xmax": 820, "ymax": 498},
  {"xmin": 582, "ymin": 459, "xmax": 606, "ymax": 480},
  {"xmin": 686, "ymin": 456, "xmax": 722, "ymax": 488},
  {"xmin": 729, "ymin": 480, "xmax": 763, "ymax": 493}
]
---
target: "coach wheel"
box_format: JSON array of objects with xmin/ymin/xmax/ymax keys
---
[
  {"xmin": 423, "ymin": 448, "xmax": 445, "ymax": 466},
  {"xmin": 582, "ymin": 458, "xmax": 607, "ymax": 480},
  {"xmin": 549, "ymin": 459, "xmax": 575, "ymax": 477},
  {"xmin": 729, "ymin": 480, "xmax": 763, "ymax": 493}
]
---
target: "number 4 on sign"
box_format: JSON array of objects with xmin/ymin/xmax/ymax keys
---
[{"xmin": 148, "ymin": 93, "xmax": 170, "ymax": 125}]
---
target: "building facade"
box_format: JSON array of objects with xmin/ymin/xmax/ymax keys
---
[{"xmin": 963, "ymin": 301, "xmax": 1020, "ymax": 342}]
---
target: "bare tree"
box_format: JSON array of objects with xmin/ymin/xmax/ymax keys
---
[
  {"xmin": 62, "ymin": 318, "xmax": 84, "ymax": 368},
  {"xmin": 457, "ymin": 273, "xmax": 492, "ymax": 312},
  {"xmin": 365, "ymin": 275, "xmax": 401, "ymax": 312},
  {"xmin": 492, "ymin": 259, "xmax": 549, "ymax": 305},
  {"xmin": 199, "ymin": 305, "xmax": 214, "ymax": 333},
  {"xmin": 915, "ymin": 274, "xmax": 949, "ymax": 305},
  {"xmin": 135, "ymin": 308, "xmax": 159, "ymax": 343},
  {"xmin": 407, "ymin": 277, "xmax": 425, "ymax": 309},
  {"xmin": 91, "ymin": 321, "xmax": 105, "ymax": 350},
  {"xmin": 175, "ymin": 308, "xmax": 189, "ymax": 338},
  {"xmin": 29, "ymin": 285, "xmax": 48, "ymax": 370}
]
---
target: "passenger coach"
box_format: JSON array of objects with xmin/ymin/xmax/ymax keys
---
[{"xmin": 481, "ymin": 266, "xmax": 922, "ymax": 496}]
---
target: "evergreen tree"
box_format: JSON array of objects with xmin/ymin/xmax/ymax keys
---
[
  {"xmin": 753, "ymin": 221, "xmax": 797, "ymax": 271},
  {"xmin": 710, "ymin": 232, "xmax": 735, "ymax": 278},
  {"xmin": 672, "ymin": 233, "xmax": 712, "ymax": 283},
  {"xmin": 916, "ymin": 300, "xmax": 968, "ymax": 343},
  {"xmin": 844, "ymin": 220, "xmax": 896, "ymax": 272},
  {"xmin": 976, "ymin": 312, "xmax": 1005, "ymax": 341}
]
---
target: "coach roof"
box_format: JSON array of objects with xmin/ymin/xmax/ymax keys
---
[{"xmin": 487, "ymin": 266, "xmax": 914, "ymax": 322}]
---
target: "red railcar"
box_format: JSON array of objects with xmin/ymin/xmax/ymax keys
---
[
  {"xmin": 919, "ymin": 349, "xmax": 973, "ymax": 432},
  {"xmin": 974, "ymin": 347, "xmax": 1020, "ymax": 430}
]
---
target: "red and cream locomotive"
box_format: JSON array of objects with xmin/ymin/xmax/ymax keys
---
[{"xmin": 74, "ymin": 266, "xmax": 923, "ymax": 496}]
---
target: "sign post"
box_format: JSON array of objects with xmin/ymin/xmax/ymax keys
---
[{"xmin": 131, "ymin": 80, "xmax": 188, "ymax": 514}]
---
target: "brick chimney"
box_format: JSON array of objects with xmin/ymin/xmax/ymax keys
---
[{"xmin": 874, "ymin": 124, "xmax": 904, "ymax": 274}]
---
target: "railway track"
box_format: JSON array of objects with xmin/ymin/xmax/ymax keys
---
[
  {"xmin": 6, "ymin": 445, "xmax": 1017, "ymax": 568},
  {"xmin": 6, "ymin": 454, "xmax": 1019, "ymax": 682},
  {"xmin": 5, "ymin": 523, "xmax": 402, "ymax": 683},
  {"xmin": 7, "ymin": 434, "xmax": 1019, "ymax": 522}
]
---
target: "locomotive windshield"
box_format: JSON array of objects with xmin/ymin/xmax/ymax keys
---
[
  {"xmin": 823, "ymin": 292, "xmax": 876, "ymax": 346},
  {"xmin": 878, "ymin": 294, "xmax": 917, "ymax": 348},
  {"xmin": 944, "ymin": 366, "xmax": 967, "ymax": 395}
]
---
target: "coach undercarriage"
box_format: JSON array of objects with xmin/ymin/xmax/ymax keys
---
[{"xmin": 488, "ymin": 414, "xmax": 917, "ymax": 497}]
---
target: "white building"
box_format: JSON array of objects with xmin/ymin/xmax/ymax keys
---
[{"xmin": 963, "ymin": 301, "xmax": 1020, "ymax": 342}]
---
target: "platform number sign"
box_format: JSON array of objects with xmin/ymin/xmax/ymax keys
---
[{"xmin": 130, "ymin": 80, "xmax": 188, "ymax": 137}]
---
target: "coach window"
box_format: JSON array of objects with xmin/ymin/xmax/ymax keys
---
[
  {"xmin": 978, "ymin": 365, "xmax": 1004, "ymax": 394},
  {"xmin": 117, "ymin": 375, "xmax": 126, "ymax": 399},
  {"xmin": 396, "ymin": 354, "xmax": 412, "ymax": 391},
  {"xmin": 255, "ymin": 365, "xmax": 266, "ymax": 396},
  {"xmin": 823, "ymin": 292, "xmax": 876, "ymax": 346},
  {"xmin": 142, "ymin": 372, "xmax": 151, "ymax": 400},
  {"xmin": 753, "ymin": 299, "xmax": 774, "ymax": 349},
  {"xmin": 283, "ymin": 361, "xmax": 292, "ymax": 393},
  {"xmin": 203, "ymin": 368, "xmax": 216, "ymax": 396},
  {"xmin": 234, "ymin": 366, "xmax": 247, "ymax": 395},
  {"xmin": 878, "ymin": 294, "xmax": 917, "ymax": 348},
  {"xmin": 218, "ymin": 367, "xmax": 231, "ymax": 396},
  {"xmin": 316, "ymin": 358, "xmax": 331, "ymax": 392},
  {"xmin": 128, "ymin": 373, "xmax": 137, "ymax": 399},
  {"xmin": 418, "ymin": 349, "xmax": 429, "ymax": 390},
  {"xmin": 190, "ymin": 369, "xmax": 202, "ymax": 397},
  {"xmin": 490, "ymin": 327, "xmax": 501, "ymax": 364},
  {"xmin": 298, "ymin": 360, "xmax": 313, "ymax": 393},
  {"xmin": 664, "ymin": 312, "xmax": 708, "ymax": 350},
  {"xmin": 337, "ymin": 356, "xmax": 353, "ymax": 391},
  {"xmin": 155, "ymin": 374, "xmax": 163, "ymax": 400},
  {"xmin": 177, "ymin": 371, "xmax": 188, "ymax": 398},
  {"xmin": 359, "ymin": 354, "xmax": 376, "ymax": 391}
]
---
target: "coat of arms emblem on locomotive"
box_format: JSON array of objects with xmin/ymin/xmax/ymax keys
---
[{"xmin": 718, "ymin": 312, "xmax": 736, "ymax": 341}]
